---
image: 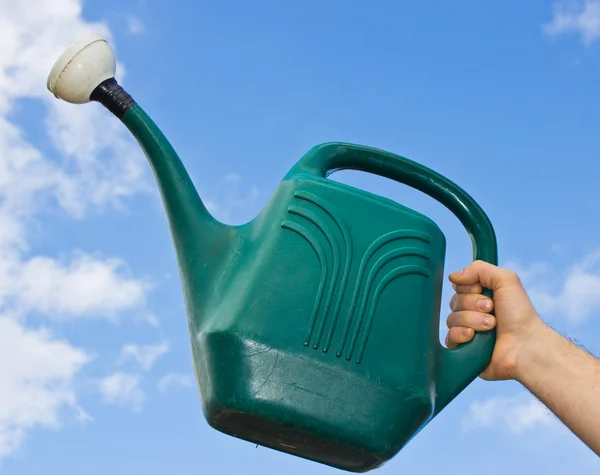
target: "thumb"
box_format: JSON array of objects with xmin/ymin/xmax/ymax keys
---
[{"xmin": 449, "ymin": 260, "xmax": 519, "ymax": 291}]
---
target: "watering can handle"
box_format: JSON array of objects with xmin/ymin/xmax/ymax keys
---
[{"xmin": 289, "ymin": 142, "xmax": 498, "ymax": 415}]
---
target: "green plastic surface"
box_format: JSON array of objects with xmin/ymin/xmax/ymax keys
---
[{"xmin": 121, "ymin": 104, "xmax": 498, "ymax": 472}]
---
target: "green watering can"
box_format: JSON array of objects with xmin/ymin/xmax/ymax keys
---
[{"xmin": 47, "ymin": 35, "xmax": 498, "ymax": 472}]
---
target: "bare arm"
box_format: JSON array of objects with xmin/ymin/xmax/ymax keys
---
[
  {"xmin": 445, "ymin": 260, "xmax": 600, "ymax": 456},
  {"xmin": 516, "ymin": 323, "xmax": 600, "ymax": 454}
]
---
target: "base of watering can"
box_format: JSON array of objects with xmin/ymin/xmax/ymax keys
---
[
  {"xmin": 210, "ymin": 410, "xmax": 383, "ymax": 472},
  {"xmin": 193, "ymin": 331, "xmax": 434, "ymax": 473}
]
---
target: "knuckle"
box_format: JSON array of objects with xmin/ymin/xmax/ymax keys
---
[
  {"xmin": 472, "ymin": 260, "xmax": 487, "ymax": 270},
  {"xmin": 458, "ymin": 284, "xmax": 478, "ymax": 294},
  {"xmin": 457, "ymin": 310, "xmax": 484, "ymax": 329},
  {"xmin": 504, "ymin": 270, "xmax": 521, "ymax": 284},
  {"xmin": 446, "ymin": 329, "xmax": 460, "ymax": 347},
  {"xmin": 459, "ymin": 294, "xmax": 478, "ymax": 311},
  {"xmin": 452, "ymin": 310, "xmax": 469, "ymax": 327},
  {"xmin": 452, "ymin": 326, "xmax": 473, "ymax": 343}
]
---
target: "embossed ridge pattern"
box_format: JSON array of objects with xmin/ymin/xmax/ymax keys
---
[
  {"xmin": 281, "ymin": 193, "xmax": 433, "ymax": 362},
  {"xmin": 281, "ymin": 220, "xmax": 328, "ymax": 346}
]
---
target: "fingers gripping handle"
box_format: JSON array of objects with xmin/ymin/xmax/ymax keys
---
[{"xmin": 289, "ymin": 142, "xmax": 498, "ymax": 414}]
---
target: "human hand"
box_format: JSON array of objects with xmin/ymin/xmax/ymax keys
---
[{"xmin": 445, "ymin": 260, "xmax": 546, "ymax": 382}]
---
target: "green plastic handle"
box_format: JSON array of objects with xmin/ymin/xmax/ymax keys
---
[{"xmin": 289, "ymin": 142, "xmax": 498, "ymax": 415}]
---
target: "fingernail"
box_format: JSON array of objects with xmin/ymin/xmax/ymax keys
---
[
  {"xmin": 478, "ymin": 299, "xmax": 491, "ymax": 311},
  {"xmin": 462, "ymin": 328, "xmax": 472, "ymax": 336},
  {"xmin": 482, "ymin": 316, "xmax": 493, "ymax": 327}
]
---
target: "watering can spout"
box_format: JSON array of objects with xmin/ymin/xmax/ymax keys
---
[{"xmin": 47, "ymin": 34, "xmax": 230, "ymax": 301}]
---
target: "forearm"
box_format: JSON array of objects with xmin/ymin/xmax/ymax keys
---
[{"xmin": 516, "ymin": 322, "xmax": 600, "ymax": 455}]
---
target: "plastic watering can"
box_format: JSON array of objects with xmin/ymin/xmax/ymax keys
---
[{"xmin": 47, "ymin": 35, "xmax": 498, "ymax": 472}]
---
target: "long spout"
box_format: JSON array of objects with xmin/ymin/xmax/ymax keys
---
[
  {"xmin": 90, "ymin": 78, "xmax": 218, "ymax": 240},
  {"xmin": 47, "ymin": 35, "xmax": 231, "ymax": 308},
  {"xmin": 93, "ymin": 81, "xmax": 224, "ymax": 262}
]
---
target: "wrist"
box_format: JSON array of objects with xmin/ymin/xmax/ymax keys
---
[{"xmin": 512, "ymin": 316, "xmax": 556, "ymax": 385}]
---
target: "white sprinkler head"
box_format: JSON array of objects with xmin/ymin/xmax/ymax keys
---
[{"xmin": 47, "ymin": 34, "xmax": 116, "ymax": 104}]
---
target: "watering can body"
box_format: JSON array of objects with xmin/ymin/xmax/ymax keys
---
[
  {"xmin": 47, "ymin": 36, "xmax": 498, "ymax": 473},
  {"xmin": 192, "ymin": 162, "xmax": 447, "ymax": 472},
  {"xmin": 150, "ymin": 129, "xmax": 498, "ymax": 471}
]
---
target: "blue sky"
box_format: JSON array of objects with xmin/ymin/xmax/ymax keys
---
[{"xmin": 1, "ymin": 0, "xmax": 600, "ymax": 473}]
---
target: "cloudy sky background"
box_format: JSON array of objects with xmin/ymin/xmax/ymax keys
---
[{"xmin": 1, "ymin": 0, "xmax": 599, "ymax": 473}]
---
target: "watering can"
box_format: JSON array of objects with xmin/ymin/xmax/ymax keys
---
[{"xmin": 47, "ymin": 35, "xmax": 498, "ymax": 472}]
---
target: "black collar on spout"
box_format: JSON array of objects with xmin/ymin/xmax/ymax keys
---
[{"xmin": 90, "ymin": 77, "xmax": 136, "ymax": 119}]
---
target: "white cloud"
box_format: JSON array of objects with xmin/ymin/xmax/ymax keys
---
[
  {"xmin": 45, "ymin": 101, "xmax": 150, "ymax": 217},
  {"xmin": 200, "ymin": 174, "xmax": 259, "ymax": 225},
  {"xmin": 0, "ymin": 316, "xmax": 90, "ymax": 461},
  {"xmin": 145, "ymin": 314, "xmax": 160, "ymax": 327},
  {"xmin": 504, "ymin": 250, "xmax": 600, "ymax": 324},
  {"xmin": 119, "ymin": 341, "xmax": 169, "ymax": 372},
  {"xmin": 0, "ymin": 0, "xmax": 156, "ymax": 463},
  {"xmin": 125, "ymin": 15, "xmax": 146, "ymax": 35},
  {"xmin": 544, "ymin": 0, "xmax": 600, "ymax": 45},
  {"xmin": 97, "ymin": 372, "xmax": 145, "ymax": 412},
  {"xmin": 0, "ymin": 1, "xmax": 150, "ymax": 224},
  {"xmin": 224, "ymin": 173, "xmax": 242, "ymax": 182},
  {"xmin": 0, "ymin": 252, "xmax": 149, "ymax": 320},
  {"xmin": 157, "ymin": 372, "xmax": 195, "ymax": 394},
  {"xmin": 462, "ymin": 394, "xmax": 557, "ymax": 434}
]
